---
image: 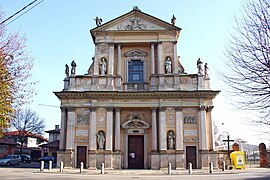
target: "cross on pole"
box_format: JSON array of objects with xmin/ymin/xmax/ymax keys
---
[{"xmin": 222, "ymin": 135, "xmax": 234, "ymax": 164}]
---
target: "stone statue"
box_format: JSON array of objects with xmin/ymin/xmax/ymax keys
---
[
  {"xmin": 71, "ymin": 60, "xmax": 77, "ymax": 75},
  {"xmin": 204, "ymin": 63, "xmax": 209, "ymax": 76},
  {"xmin": 197, "ymin": 58, "xmax": 203, "ymax": 75},
  {"xmin": 178, "ymin": 56, "xmax": 185, "ymax": 74},
  {"xmin": 97, "ymin": 131, "xmax": 105, "ymax": 150},
  {"xmin": 100, "ymin": 57, "xmax": 107, "ymax": 75},
  {"xmin": 168, "ymin": 131, "xmax": 175, "ymax": 150},
  {"xmin": 171, "ymin": 15, "xmax": 176, "ymax": 26},
  {"xmin": 94, "ymin": 17, "xmax": 102, "ymax": 27},
  {"xmin": 65, "ymin": 64, "xmax": 69, "ymax": 77},
  {"xmin": 165, "ymin": 57, "xmax": 172, "ymax": 74}
]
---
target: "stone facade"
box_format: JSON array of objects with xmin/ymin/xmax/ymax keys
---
[{"xmin": 55, "ymin": 7, "xmax": 220, "ymax": 170}]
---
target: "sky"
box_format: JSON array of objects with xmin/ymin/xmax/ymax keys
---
[{"xmin": 1, "ymin": 0, "xmax": 269, "ymax": 147}]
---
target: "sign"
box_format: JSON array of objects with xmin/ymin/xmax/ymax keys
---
[{"xmin": 184, "ymin": 130, "xmax": 198, "ymax": 136}]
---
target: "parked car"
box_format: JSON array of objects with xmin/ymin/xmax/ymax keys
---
[
  {"xmin": 39, "ymin": 156, "xmax": 55, "ymax": 162},
  {"xmin": 20, "ymin": 154, "xmax": 31, "ymax": 164},
  {"xmin": 0, "ymin": 154, "xmax": 21, "ymax": 166}
]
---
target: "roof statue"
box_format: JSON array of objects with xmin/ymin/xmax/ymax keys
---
[
  {"xmin": 94, "ymin": 17, "xmax": 102, "ymax": 27},
  {"xmin": 171, "ymin": 15, "xmax": 176, "ymax": 26},
  {"xmin": 197, "ymin": 58, "xmax": 203, "ymax": 75}
]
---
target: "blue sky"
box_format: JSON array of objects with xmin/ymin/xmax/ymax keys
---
[{"xmin": 1, "ymin": 0, "xmax": 268, "ymax": 146}]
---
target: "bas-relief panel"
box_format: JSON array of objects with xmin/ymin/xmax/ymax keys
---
[
  {"xmin": 97, "ymin": 108, "xmax": 106, "ymax": 128},
  {"xmin": 105, "ymin": 17, "xmax": 166, "ymax": 31},
  {"xmin": 76, "ymin": 114, "xmax": 89, "ymax": 125},
  {"xmin": 163, "ymin": 42, "xmax": 173, "ymax": 54},
  {"xmin": 166, "ymin": 107, "xmax": 175, "ymax": 128}
]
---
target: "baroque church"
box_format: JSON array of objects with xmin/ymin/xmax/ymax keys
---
[{"xmin": 54, "ymin": 7, "xmax": 220, "ymax": 170}]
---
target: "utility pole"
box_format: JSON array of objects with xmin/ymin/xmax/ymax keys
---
[{"xmin": 222, "ymin": 135, "xmax": 234, "ymax": 165}]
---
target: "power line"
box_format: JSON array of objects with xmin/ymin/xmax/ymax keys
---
[{"xmin": 0, "ymin": 0, "xmax": 45, "ymax": 27}]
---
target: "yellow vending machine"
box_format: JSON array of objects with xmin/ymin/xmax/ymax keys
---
[{"xmin": 230, "ymin": 151, "xmax": 246, "ymax": 169}]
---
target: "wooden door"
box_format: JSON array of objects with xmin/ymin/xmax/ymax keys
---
[
  {"xmin": 128, "ymin": 135, "xmax": 144, "ymax": 169},
  {"xmin": 77, "ymin": 146, "xmax": 87, "ymax": 168},
  {"xmin": 186, "ymin": 146, "xmax": 197, "ymax": 169}
]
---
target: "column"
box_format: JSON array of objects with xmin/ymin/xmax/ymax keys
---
[
  {"xmin": 198, "ymin": 106, "xmax": 208, "ymax": 150},
  {"xmin": 59, "ymin": 107, "xmax": 66, "ymax": 150},
  {"xmin": 173, "ymin": 41, "xmax": 178, "ymax": 74},
  {"xmin": 151, "ymin": 107, "xmax": 157, "ymax": 151},
  {"xmin": 116, "ymin": 44, "xmax": 122, "ymax": 90},
  {"xmin": 159, "ymin": 106, "xmax": 167, "ymax": 150},
  {"xmin": 157, "ymin": 42, "xmax": 162, "ymax": 74},
  {"xmin": 150, "ymin": 43, "xmax": 155, "ymax": 75},
  {"xmin": 115, "ymin": 107, "xmax": 121, "ymax": 151},
  {"xmin": 175, "ymin": 106, "xmax": 183, "ymax": 150},
  {"xmin": 107, "ymin": 44, "xmax": 114, "ymax": 89},
  {"xmin": 66, "ymin": 107, "xmax": 75, "ymax": 150},
  {"xmin": 89, "ymin": 107, "xmax": 97, "ymax": 151},
  {"xmin": 106, "ymin": 107, "xmax": 113, "ymax": 151},
  {"xmin": 207, "ymin": 106, "xmax": 215, "ymax": 150},
  {"xmin": 117, "ymin": 44, "xmax": 121, "ymax": 76}
]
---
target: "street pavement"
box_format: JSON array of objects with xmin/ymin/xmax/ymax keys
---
[{"xmin": 0, "ymin": 163, "xmax": 269, "ymax": 180}]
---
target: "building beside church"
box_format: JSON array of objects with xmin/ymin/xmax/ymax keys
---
[{"xmin": 54, "ymin": 7, "xmax": 220, "ymax": 170}]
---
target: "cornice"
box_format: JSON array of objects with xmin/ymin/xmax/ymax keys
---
[{"xmin": 54, "ymin": 90, "xmax": 220, "ymax": 100}]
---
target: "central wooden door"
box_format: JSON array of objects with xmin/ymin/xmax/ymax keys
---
[
  {"xmin": 128, "ymin": 135, "xmax": 144, "ymax": 169},
  {"xmin": 186, "ymin": 146, "xmax": 197, "ymax": 169},
  {"xmin": 77, "ymin": 146, "xmax": 87, "ymax": 168}
]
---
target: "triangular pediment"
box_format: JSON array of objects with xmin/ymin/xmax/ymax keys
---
[
  {"xmin": 91, "ymin": 8, "xmax": 181, "ymax": 32},
  {"xmin": 124, "ymin": 49, "xmax": 147, "ymax": 57}
]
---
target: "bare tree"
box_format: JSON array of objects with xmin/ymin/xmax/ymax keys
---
[
  {"xmin": 222, "ymin": 0, "xmax": 270, "ymax": 126},
  {"xmin": 11, "ymin": 108, "xmax": 45, "ymax": 154},
  {"xmin": 0, "ymin": 10, "xmax": 35, "ymax": 137}
]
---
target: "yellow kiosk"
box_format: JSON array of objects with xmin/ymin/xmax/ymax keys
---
[{"xmin": 230, "ymin": 151, "xmax": 246, "ymax": 169}]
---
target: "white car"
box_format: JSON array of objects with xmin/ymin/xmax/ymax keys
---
[{"xmin": 0, "ymin": 154, "xmax": 21, "ymax": 166}]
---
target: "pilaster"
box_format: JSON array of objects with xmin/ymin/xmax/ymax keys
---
[
  {"xmin": 158, "ymin": 106, "xmax": 167, "ymax": 151},
  {"xmin": 106, "ymin": 106, "xmax": 113, "ymax": 151},
  {"xmin": 198, "ymin": 106, "xmax": 208, "ymax": 150},
  {"xmin": 115, "ymin": 107, "xmax": 121, "ymax": 151}
]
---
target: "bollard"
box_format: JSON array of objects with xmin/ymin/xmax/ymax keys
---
[
  {"xmin": 168, "ymin": 163, "xmax": 172, "ymax": 174},
  {"xmin": 188, "ymin": 162, "xmax": 192, "ymax": 175},
  {"xmin": 40, "ymin": 161, "xmax": 44, "ymax": 172},
  {"xmin": 60, "ymin": 161, "xmax": 64, "ymax": 173},
  {"xmin": 209, "ymin": 162, "xmax": 213, "ymax": 173},
  {"xmin": 101, "ymin": 163, "xmax": 105, "ymax": 174},
  {"xmin": 222, "ymin": 161, "xmax": 225, "ymax": 171},
  {"xmin": 80, "ymin": 162, "xmax": 84, "ymax": 174},
  {"xmin": 49, "ymin": 160, "xmax": 52, "ymax": 170}
]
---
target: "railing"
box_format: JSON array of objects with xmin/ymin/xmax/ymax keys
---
[{"xmin": 123, "ymin": 82, "xmax": 148, "ymax": 91}]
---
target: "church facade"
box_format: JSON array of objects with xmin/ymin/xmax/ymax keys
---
[{"xmin": 54, "ymin": 7, "xmax": 220, "ymax": 170}]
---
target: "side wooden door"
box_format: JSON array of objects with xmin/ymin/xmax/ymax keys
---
[
  {"xmin": 77, "ymin": 146, "xmax": 87, "ymax": 168},
  {"xmin": 186, "ymin": 146, "xmax": 197, "ymax": 169},
  {"xmin": 128, "ymin": 135, "xmax": 144, "ymax": 169}
]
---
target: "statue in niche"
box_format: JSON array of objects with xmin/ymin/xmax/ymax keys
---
[
  {"xmin": 197, "ymin": 58, "xmax": 203, "ymax": 75},
  {"xmin": 94, "ymin": 17, "xmax": 102, "ymax": 27},
  {"xmin": 167, "ymin": 131, "xmax": 175, "ymax": 150},
  {"xmin": 99, "ymin": 57, "xmax": 107, "ymax": 75},
  {"xmin": 65, "ymin": 64, "xmax": 69, "ymax": 77},
  {"xmin": 165, "ymin": 57, "xmax": 172, "ymax": 74},
  {"xmin": 97, "ymin": 131, "xmax": 105, "ymax": 150},
  {"xmin": 204, "ymin": 63, "xmax": 209, "ymax": 77},
  {"xmin": 71, "ymin": 60, "xmax": 77, "ymax": 75}
]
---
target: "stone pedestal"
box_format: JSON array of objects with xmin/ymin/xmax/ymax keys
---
[
  {"xmin": 209, "ymin": 151, "xmax": 218, "ymax": 169},
  {"xmin": 150, "ymin": 75, "xmax": 157, "ymax": 91},
  {"xmin": 158, "ymin": 75, "xmax": 165, "ymax": 90},
  {"xmin": 159, "ymin": 151, "xmax": 168, "ymax": 169},
  {"xmin": 56, "ymin": 150, "xmax": 65, "ymax": 168},
  {"xmin": 116, "ymin": 75, "xmax": 122, "ymax": 90},
  {"xmin": 64, "ymin": 149, "xmax": 74, "ymax": 168},
  {"xmin": 176, "ymin": 150, "xmax": 185, "ymax": 170},
  {"xmin": 106, "ymin": 75, "xmax": 114, "ymax": 90},
  {"xmin": 200, "ymin": 150, "xmax": 210, "ymax": 169},
  {"xmin": 151, "ymin": 152, "xmax": 160, "ymax": 170},
  {"xmin": 113, "ymin": 152, "xmax": 122, "ymax": 169},
  {"xmin": 173, "ymin": 74, "xmax": 180, "ymax": 89},
  {"xmin": 88, "ymin": 150, "xmax": 97, "ymax": 169},
  {"xmin": 105, "ymin": 153, "xmax": 113, "ymax": 169}
]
